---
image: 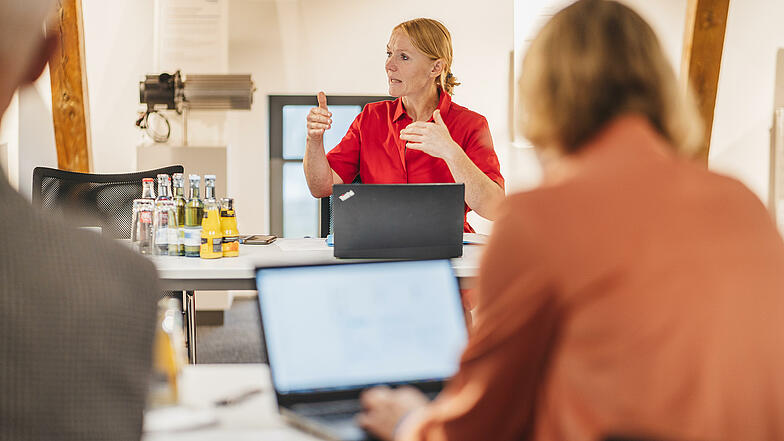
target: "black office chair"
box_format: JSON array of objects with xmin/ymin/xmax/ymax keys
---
[
  {"xmin": 32, "ymin": 165, "xmax": 184, "ymax": 239},
  {"xmin": 31, "ymin": 164, "xmax": 193, "ymax": 358},
  {"xmin": 318, "ymin": 196, "xmax": 333, "ymax": 238},
  {"xmin": 318, "ymin": 175, "xmax": 361, "ymax": 238}
]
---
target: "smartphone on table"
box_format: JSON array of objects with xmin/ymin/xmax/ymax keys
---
[{"xmin": 241, "ymin": 234, "xmax": 277, "ymax": 245}]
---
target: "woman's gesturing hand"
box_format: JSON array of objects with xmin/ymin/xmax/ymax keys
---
[
  {"xmin": 306, "ymin": 91, "xmax": 333, "ymax": 140},
  {"xmin": 399, "ymin": 109, "xmax": 460, "ymax": 160}
]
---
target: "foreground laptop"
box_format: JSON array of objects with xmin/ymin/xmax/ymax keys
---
[
  {"xmin": 332, "ymin": 183, "xmax": 464, "ymax": 259},
  {"xmin": 255, "ymin": 259, "xmax": 468, "ymax": 441}
]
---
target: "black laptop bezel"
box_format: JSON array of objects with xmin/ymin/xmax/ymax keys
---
[{"xmin": 253, "ymin": 259, "xmax": 466, "ymax": 408}]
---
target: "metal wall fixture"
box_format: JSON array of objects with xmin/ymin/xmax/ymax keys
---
[{"xmin": 138, "ymin": 70, "xmax": 255, "ymax": 145}]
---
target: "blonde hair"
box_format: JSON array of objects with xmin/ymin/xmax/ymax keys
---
[
  {"xmin": 394, "ymin": 18, "xmax": 461, "ymax": 95},
  {"xmin": 519, "ymin": 0, "xmax": 703, "ymax": 154}
]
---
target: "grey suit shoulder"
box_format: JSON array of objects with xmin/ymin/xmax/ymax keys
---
[{"xmin": 0, "ymin": 176, "xmax": 160, "ymax": 441}]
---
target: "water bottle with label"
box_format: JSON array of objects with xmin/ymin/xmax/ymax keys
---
[
  {"xmin": 172, "ymin": 173, "xmax": 187, "ymax": 256},
  {"xmin": 153, "ymin": 199, "xmax": 177, "ymax": 256},
  {"xmin": 131, "ymin": 199, "xmax": 154, "ymax": 255},
  {"xmin": 184, "ymin": 175, "xmax": 204, "ymax": 257}
]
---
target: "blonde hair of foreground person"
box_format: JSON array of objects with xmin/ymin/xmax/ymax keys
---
[
  {"xmin": 519, "ymin": 0, "xmax": 703, "ymax": 155},
  {"xmin": 394, "ymin": 18, "xmax": 461, "ymax": 96}
]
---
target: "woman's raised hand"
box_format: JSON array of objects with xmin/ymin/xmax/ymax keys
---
[{"xmin": 306, "ymin": 91, "xmax": 333, "ymax": 140}]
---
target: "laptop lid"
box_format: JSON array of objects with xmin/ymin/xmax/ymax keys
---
[
  {"xmin": 255, "ymin": 259, "xmax": 468, "ymax": 405},
  {"xmin": 332, "ymin": 184, "xmax": 464, "ymax": 259}
]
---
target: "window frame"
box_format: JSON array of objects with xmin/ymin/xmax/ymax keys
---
[{"xmin": 269, "ymin": 94, "xmax": 391, "ymax": 237}]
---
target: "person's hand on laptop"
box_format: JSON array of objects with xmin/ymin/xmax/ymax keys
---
[{"xmin": 358, "ymin": 386, "xmax": 430, "ymax": 441}]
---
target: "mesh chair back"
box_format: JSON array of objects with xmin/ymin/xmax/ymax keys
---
[
  {"xmin": 32, "ymin": 165, "xmax": 184, "ymax": 239},
  {"xmin": 318, "ymin": 196, "xmax": 332, "ymax": 238},
  {"xmin": 318, "ymin": 175, "xmax": 361, "ymax": 238}
]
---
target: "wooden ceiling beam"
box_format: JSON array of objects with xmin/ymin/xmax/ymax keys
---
[
  {"xmin": 680, "ymin": 0, "xmax": 731, "ymax": 164},
  {"xmin": 49, "ymin": 0, "xmax": 92, "ymax": 172}
]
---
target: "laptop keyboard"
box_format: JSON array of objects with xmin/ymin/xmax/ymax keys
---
[
  {"xmin": 290, "ymin": 391, "xmax": 439, "ymax": 420},
  {"xmin": 292, "ymin": 399, "xmax": 363, "ymax": 420}
]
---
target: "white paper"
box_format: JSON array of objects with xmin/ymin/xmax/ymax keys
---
[
  {"xmin": 463, "ymin": 233, "xmax": 489, "ymax": 245},
  {"xmin": 155, "ymin": 0, "xmax": 228, "ymax": 73},
  {"xmin": 274, "ymin": 238, "xmax": 331, "ymax": 252},
  {"xmin": 143, "ymin": 406, "xmax": 217, "ymax": 433}
]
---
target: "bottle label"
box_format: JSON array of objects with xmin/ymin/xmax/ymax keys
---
[
  {"xmin": 199, "ymin": 237, "xmax": 223, "ymax": 257},
  {"xmin": 222, "ymin": 236, "xmax": 239, "ymax": 255},
  {"xmin": 167, "ymin": 227, "xmax": 178, "ymax": 245},
  {"xmin": 184, "ymin": 227, "xmax": 202, "ymax": 247},
  {"xmin": 155, "ymin": 229, "xmax": 168, "ymax": 245}
]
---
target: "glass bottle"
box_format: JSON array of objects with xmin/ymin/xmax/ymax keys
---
[
  {"xmin": 153, "ymin": 199, "xmax": 177, "ymax": 256},
  {"xmin": 155, "ymin": 174, "xmax": 172, "ymax": 202},
  {"xmin": 172, "ymin": 173, "xmax": 187, "ymax": 256},
  {"xmin": 200, "ymin": 175, "xmax": 223, "ymax": 259},
  {"xmin": 184, "ymin": 175, "xmax": 204, "ymax": 257},
  {"xmin": 141, "ymin": 177, "xmax": 156, "ymax": 200},
  {"xmin": 148, "ymin": 297, "xmax": 187, "ymax": 408},
  {"xmin": 131, "ymin": 199, "xmax": 154, "ymax": 255},
  {"xmin": 220, "ymin": 197, "xmax": 240, "ymax": 257},
  {"xmin": 153, "ymin": 175, "xmax": 177, "ymax": 256}
]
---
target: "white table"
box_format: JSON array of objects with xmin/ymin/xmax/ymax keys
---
[
  {"xmin": 148, "ymin": 238, "xmax": 484, "ymax": 363},
  {"xmin": 143, "ymin": 364, "xmax": 321, "ymax": 441},
  {"xmin": 150, "ymin": 238, "xmax": 483, "ymax": 290}
]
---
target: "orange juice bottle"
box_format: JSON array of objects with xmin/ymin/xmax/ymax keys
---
[
  {"xmin": 199, "ymin": 175, "xmax": 223, "ymax": 259},
  {"xmin": 220, "ymin": 198, "xmax": 240, "ymax": 257}
]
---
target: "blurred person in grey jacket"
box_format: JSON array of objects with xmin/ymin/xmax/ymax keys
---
[{"xmin": 0, "ymin": 2, "xmax": 160, "ymax": 440}]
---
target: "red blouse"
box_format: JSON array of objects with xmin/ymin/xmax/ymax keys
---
[{"xmin": 326, "ymin": 91, "xmax": 504, "ymax": 232}]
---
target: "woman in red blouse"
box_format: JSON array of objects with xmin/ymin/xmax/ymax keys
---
[{"xmin": 303, "ymin": 18, "xmax": 505, "ymax": 232}]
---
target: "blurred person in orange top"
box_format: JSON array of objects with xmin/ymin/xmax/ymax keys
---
[
  {"xmin": 0, "ymin": 2, "xmax": 160, "ymax": 441},
  {"xmin": 358, "ymin": 1, "xmax": 784, "ymax": 440},
  {"xmin": 304, "ymin": 18, "xmax": 505, "ymax": 232}
]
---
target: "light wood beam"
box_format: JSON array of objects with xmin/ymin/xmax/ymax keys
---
[
  {"xmin": 49, "ymin": 0, "xmax": 92, "ymax": 172},
  {"xmin": 681, "ymin": 0, "xmax": 730, "ymax": 164}
]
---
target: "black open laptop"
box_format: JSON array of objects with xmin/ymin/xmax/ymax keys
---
[
  {"xmin": 255, "ymin": 259, "xmax": 468, "ymax": 441},
  {"xmin": 331, "ymin": 183, "xmax": 464, "ymax": 259}
]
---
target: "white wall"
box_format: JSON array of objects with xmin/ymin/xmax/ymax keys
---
[
  {"xmin": 81, "ymin": 0, "xmax": 156, "ymax": 174},
  {"xmin": 0, "ymin": 92, "xmax": 19, "ymax": 187},
  {"xmin": 0, "ymin": 71, "xmax": 57, "ymax": 197},
  {"xmin": 17, "ymin": 72, "xmax": 57, "ymax": 199},
  {"xmin": 623, "ymin": 0, "xmax": 686, "ymax": 69},
  {"xmin": 710, "ymin": 0, "xmax": 784, "ymax": 206}
]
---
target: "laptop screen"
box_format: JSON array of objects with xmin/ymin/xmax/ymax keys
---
[{"xmin": 256, "ymin": 260, "xmax": 468, "ymax": 394}]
